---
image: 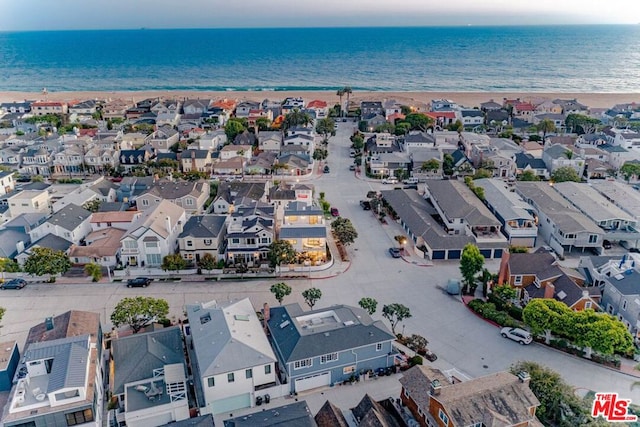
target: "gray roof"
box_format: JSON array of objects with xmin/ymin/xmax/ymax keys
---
[
  {"xmin": 216, "ymin": 181, "xmax": 267, "ymax": 204},
  {"xmin": 179, "ymin": 215, "xmax": 226, "ymax": 239},
  {"xmin": 474, "ymin": 178, "xmax": 536, "ymax": 222},
  {"xmin": 514, "ymin": 152, "xmax": 546, "ymax": 170},
  {"xmin": 111, "ymin": 326, "xmax": 185, "ymax": 395},
  {"xmin": 267, "ymin": 304, "xmax": 394, "ymax": 363},
  {"xmin": 607, "ymin": 269, "xmax": 640, "ymax": 296},
  {"xmin": 3, "ymin": 212, "xmax": 48, "ymax": 232},
  {"xmin": 284, "ymin": 201, "xmax": 323, "ymax": 216},
  {"xmin": 186, "ymin": 298, "xmax": 276, "ymax": 377},
  {"xmin": 515, "ymin": 182, "xmax": 603, "ymax": 234},
  {"xmin": 162, "ymin": 415, "xmax": 214, "ymax": 427},
  {"xmin": 46, "ymin": 203, "xmax": 92, "ymax": 231},
  {"xmin": 26, "ymin": 233, "xmax": 73, "ymax": 252},
  {"xmin": 0, "ymin": 229, "xmax": 29, "ymax": 258},
  {"xmin": 279, "ymin": 226, "xmax": 327, "ymax": 239},
  {"xmin": 404, "ymin": 131, "xmax": 434, "ymax": 144},
  {"xmin": 553, "ymin": 182, "xmax": 635, "ymax": 224},
  {"xmin": 381, "ymin": 189, "xmax": 474, "ymax": 250},
  {"xmin": 224, "ymin": 401, "xmax": 317, "ymax": 427},
  {"xmin": 425, "ymin": 180, "xmax": 500, "ymax": 227},
  {"xmin": 24, "ymin": 334, "xmax": 91, "ymax": 393},
  {"xmin": 591, "ymin": 180, "xmax": 640, "ymax": 221}
]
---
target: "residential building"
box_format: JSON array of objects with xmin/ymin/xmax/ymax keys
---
[
  {"xmin": 225, "ymin": 206, "xmax": 274, "ymax": 265},
  {"xmin": 315, "ymin": 400, "xmax": 348, "ymax": 427},
  {"xmin": 29, "ymin": 203, "xmax": 92, "ymax": 244},
  {"xmin": 279, "ymin": 201, "xmax": 327, "ymax": 264},
  {"xmin": 109, "ymin": 327, "xmax": 189, "ymax": 427},
  {"xmin": 69, "ymin": 227, "xmax": 126, "ymax": 266},
  {"xmin": 515, "ymin": 182, "xmax": 604, "ymax": 256},
  {"xmin": 497, "ymin": 252, "xmax": 600, "ymax": 310},
  {"xmin": 0, "ymin": 170, "xmax": 15, "ymax": 196},
  {"xmin": 15, "ymin": 234, "xmax": 73, "ymax": 266},
  {"xmin": 306, "ymin": 100, "xmax": 329, "ymax": 119},
  {"xmin": 281, "ymin": 97, "xmax": 305, "ymax": 115},
  {"xmin": 0, "ymin": 340, "xmax": 20, "ymax": 392},
  {"xmin": 457, "ymin": 109, "xmax": 484, "ymax": 128},
  {"xmin": 1, "ymin": 311, "xmax": 104, "ymax": 427},
  {"xmin": 136, "ymin": 180, "xmax": 210, "ymax": 215},
  {"xmin": 267, "ymin": 303, "xmax": 395, "ymax": 394},
  {"xmin": 369, "ymin": 153, "xmax": 410, "ymax": 177},
  {"xmin": 120, "ymin": 200, "xmax": 186, "ymax": 267},
  {"xmin": 399, "ymin": 365, "xmax": 541, "ymax": 427},
  {"xmin": 19, "ymin": 146, "xmax": 52, "ymax": 177},
  {"xmin": 120, "ymin": 148, "xmax": 154, "ymax": 170},
  {"xmin": 350, "ymin": 394, "xmax": 402, "ymax": 427},
  {"xmin": 212, "ymin": 181, "xmax": 268, "ymax": 214},
  {"xmin": 196, "ymin": 130, "xmax": 227, "ymax": 151},
  {"xmin": 283, "ymin": 128, "xmax": 315, "ymax": 153},
  {"xmin": 103, "ymin": 99, "xmax": 134, "ymax": 119},
  {"xmin": 69, "ymin": 100, "xmax": 97, "ymax": 116},
  {"xmin": 258, "ymin": 131, "xmax": 283, "ymax": 152},
  {"xmin": 181, "ymin": 149, "xmax": 212, "ymax": 173},
  {"xmin": 364, "ymin": 133, "xmax": 402, "ymax": 156},
  {"xmin": 474, "ymin": 178, "xmax": 538, "ymax": 247},
  {"xmin": 224, "ymin": 401, "xmax": 317, "ymax": 427},
  {"xmin": 275, "ymin": 153, "xmax": 312, "ymax": 176},
  {"xmin": 514, "ymin": 152, "xmax": 550, "ymax": 180},
  {"xmin": 30, "ymin": 101, "xmax": 68, "ymax": 116},
  {"xmin": 148, "ymin": 126, "xmax": 180, "ymax": 152},
  {"xmin": 178, "ymin": 215, "xmax": 227, "ymax": 263},
  {"xmin": 120, "ymin": 132, "xmax": 150, "ymax": 150},
  {"xmin": 542, "ymin": 143, "xmax": 585, "ymax": 176},
  {"xmin": 186, "ymin": 299, "xmax": 278, "ymax": 416},
  {"xmin": 90, "ymin": 210, "xmax": 143, "ymax": 231},
  {"xmin": 403, "ymin": 131, "xmax": 435, "ymax": 151},
  {"xmin": 245, "ymin": 151, "xmax": 277, "ymax": 175},
  {"xmin": 235, "ymin": 101, "xmax": 261, "ymax": 118},
  {"xmin": 220, "ymin": 144, "xmax": 253, "ymax": 161},
  {"xmin": 591, "ymin": 180, "xmax": 640, "ymax": 224},
  {"xmin": 183, "ymin": 98, "xmax": 212, "ymax": 115}
]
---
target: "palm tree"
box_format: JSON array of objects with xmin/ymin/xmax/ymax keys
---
[
  {"xmin": 343, "ymin": 86, "xmax": 353, "ymax": 118},
  {"xmin": 283, "ymin": 109, "xmax": 312, "ymax": 131},
  {"xmin": 336, "ymin": 89, "xmax": 345, "ymax": 117},
  {"xmin": 537, "ymin": 119, "xmax": 556, "ymax": 145}
]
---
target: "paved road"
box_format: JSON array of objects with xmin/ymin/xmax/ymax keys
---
[{"xmin": 2, "ymin": 121, "xmax": 639, "ymax": 404}]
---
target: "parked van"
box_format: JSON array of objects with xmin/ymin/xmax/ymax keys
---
[{"xmin": 403, "ymin": 177, "xmax": 419, "ymax": 185}]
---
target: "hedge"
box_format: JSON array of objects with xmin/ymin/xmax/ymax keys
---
[{"xmin": 467, "ymin": 299, "xmax": 520, "ymax": 328}]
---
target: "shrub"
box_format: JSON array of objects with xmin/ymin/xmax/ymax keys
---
[
  {"xmin": 408, "ymin": 355, "xmax": 423, "ymax": 366},
  {"xmin": 487, "ymin": 293, "xmax": 507, "ymax": 310},
  {"xmin": 508, "ymin": 305, "xmax": 523, "ymax": 321}
]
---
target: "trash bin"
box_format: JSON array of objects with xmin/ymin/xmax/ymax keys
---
[
  {"xmin": 264, "ymin": 394, "xmax": 270, "ymax": 404},
  {"xmin": 256, "ymin": 396, "xmax": 263, "ymax": 406}
]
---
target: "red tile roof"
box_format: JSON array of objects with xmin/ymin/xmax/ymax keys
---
[{"xmin": 307, "ymin": 100, "xmax": 327, "ymax": 108}]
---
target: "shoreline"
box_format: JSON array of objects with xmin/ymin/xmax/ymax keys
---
[{"xmin": 1, "ymin": 90, "xmax": 639, "ymax": 109}]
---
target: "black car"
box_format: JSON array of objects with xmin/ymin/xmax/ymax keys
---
[
  {"xmin": 360, "ymin": 200, "xmax": 371, "ymax": 210},
  {"xmin": 323, "ymin": 165, "xmax": 330, "ymax": 173},
  {"xmin": 388, "ymin": 247, "xmax": 402, "ymax": 258},
  {"xmin": 603, "ymin": 239, "xmax": 612, "ymax": 249},
  {"xmin": 127, "ymin": 277, "xmax": 152, "ymax": 288},
  {"xmin": 1, "ymin": 278, "xmax": 27, "ymax": 289}
]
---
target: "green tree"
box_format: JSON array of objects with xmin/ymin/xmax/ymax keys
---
[
  {"xmin": 270, "ymin": 282, "xmax": 292, "ymax": 305},
  {"xmin": 84, "ymin": 263, "xmax": 102, "ymax": 282},
  {"xmin": 0, "ymin": 258, "xmax": 21, "ymax": 276},
  {"xmin": 331, "ymin": 217, "xmax": 358, "ymax": 245},
  {"xmin": 336, "ymin": 88, "xmax": 345, "ymax": 116},
  {"xmin": 420, "ymin": 159, "xmax": 440, "ymax": 173},
  {"xmin": 197, "ymin": 253, "xmax": 218, "ymax": 274},
  {"xmin": 382, "ymin": 303, "xmax": 412, "ymax": 336},
  {"xmin": 224, "ymin": 118, "xmax": 247, "ymax": 141},
  {"xmin": 315, "ymin": 117, "xmax": 335, "ymax": 142},
  {"xmin": 459, "ymin": 244, "xmax": 484, "ymax": 294},
  {"xmin": 536, "ymin": 118, "xmax": 556, "ymax": 143},
  {"xmin": 82, "ymin": 199, "xmax": 102, "ymax": 213},
  {"xmin": 510, "ymin": 361, "xmax": 604, "ymax": 427},
  {"xmin": 404, "ymin": 113, "xmax": 433, "ymax": 131},
  {"xmin": 267, "ymin": 240, "xmax": 297, "ymax": 268},
  {"xmin": 358, "ymin": 297, "xmax": 378, "ymax": 315},
  {"xmin": 569, "ymin": 309, "xmax": 634, "ymax": 356},
  {"xmin": 161, "ymin": 254, "xmax": 187, "ymax": 273},
  {"xmin": 351, "ymin": 134, "xmax": 365, "ymax": 151},
  {"xmin": 620, "ymin": 162, "xmax": 640, "ymax": 182},
  {"xmin": 492, "ymin": 284, "xmax": 517, "ymax": 302},
  {"xmin": 255, "ymin": 117, "xmax": 271, "ymax": 131},
  {"xmin": 565, "ymin": 113, "xmax": 600, "ymax": 134},
  {"xmin": 342, "ymin": 86, "xmax": 353, "ymax": 116},
  {"xmin": 0, "ymin": 306, "xmax": 4, "ymax": 323},
  {"xmin": 517, "ymin": 170, "xmax": 541, "ymax": 181},
  {"xmin": 23, "ymin": 247, "xmax": 71, "ymax": 282},
  {"xmin": 283, "ymin": 109, "xmax": 312, "ymax": 130},
  {"xmin": 110, "ymin": 296, "xmax": 169, "ymax": 333},
  {"xmin": 312, "ymin": 148, "xmax": 328, "ymax": 162},
  {"xmin": 394, "ymin": 122, "xmax": 411, "ymax": 135},
  {"xmin": 442, "ymin": 153, "xmax": 454, "ymax": 176},
  {"xmin": 551, "ymin": 166, "xmax": 581, "ymax": 183},
  {"xmin": 302, "ymin": 287, "xmax": 322, "ymax": 309},
  {"xmin": 522, "ymin": 299, "xmax": 571, "ymax": 344}
]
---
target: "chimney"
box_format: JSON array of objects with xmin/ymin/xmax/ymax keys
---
[
  {"xmin": 430, "ymin": 379, "xmax": 442, "ymax": 396},
  {"xmin": 165, "ymin": 216, "xmax": 172, "ymax": 234},
  {"xmin": 582, "ymin": 289, "xmax": 589, "ymax": 299},
  {"xmin": 517, "ymin": 371, "xmax": 531, "ymax": 385},
  {"xmin": 16, "ymin": 240, "xmax": 25, "ymax": 254},
  {"xmin": 544, "ymin": 282, "xmax": 555, "ymax": 299},
  {"xmin": 262, "ymin": 303, "xmax": 271, "ymax": 330},
  {"xmin": 45, "ymin": 316, "xmax": 55, "ymax": 331}
]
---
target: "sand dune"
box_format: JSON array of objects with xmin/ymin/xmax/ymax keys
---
[{"xmin": 1, "ymin": 90, "xmax": 639, "ymax": 110}]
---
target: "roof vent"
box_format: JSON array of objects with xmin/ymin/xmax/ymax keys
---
[
  {"xmin": 557, "ymin": 291, "xmax": 567, "ymax": 300},
  {"xmin": 279, "ymin": 320, "xmax": 290, "ymax": 329}
]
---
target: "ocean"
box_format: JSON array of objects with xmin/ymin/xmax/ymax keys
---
[{"xmin": 0, "ymin": 25, "xmax": 639, "ymax": 93}]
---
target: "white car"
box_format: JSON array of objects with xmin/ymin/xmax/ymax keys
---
[
  {"xmin": 500, "ymin": 327, "xmax": 533, "ymax": 345},
  {"xmin": 381, "ymin": 178, "xmax": 398, "ymax": 185}
]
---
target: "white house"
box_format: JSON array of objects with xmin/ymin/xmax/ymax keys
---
[
  {"xmin": 29, "ymin": 203, "xmax": 92, "ymax": 245},
  {"xmin": 186, "ymin": 298, "xmax": 278, "ymax": 416},
  {"xmin": 120, "ymin": 200, "xmax": 186, "ymax": 267}
]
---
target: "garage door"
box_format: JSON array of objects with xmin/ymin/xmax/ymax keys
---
[
  {"xmin": 510, "ymin": 237, "xmax": 535, "ymax": 247},
  {"xmin": 432, "ymin": 250, "xmax": 445, "ymax": 260},
  {"xmin": 448, "ymin": 250, "xmax": 461, "ymax": 259},
  {"xmin": 211, "ymin": 393, "xmax": 251, "ymax": 415},
  {"xmin": 479, "ymin": 249, "xmax": 492, "ymax": 258},
  {"xmin": 294, "ymin": 371, "xmax": 331, "ymax": 393}
]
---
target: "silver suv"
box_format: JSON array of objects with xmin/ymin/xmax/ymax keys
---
[{"xmin": 500, "ymin": 327, "xmax": 533, "ymax": 345}]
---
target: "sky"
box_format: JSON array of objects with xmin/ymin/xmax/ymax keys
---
[{"xmin": 1, "ymin": 0, "xmax": 639, "ymax": 31}]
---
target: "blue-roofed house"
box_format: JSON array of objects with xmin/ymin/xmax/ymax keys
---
[
  {"xmin": 267, "ymin": 303, "xmax": 396, "ymax": 394},
  {"xmin": 2, "ymin": 310, "xmax": 104, "ymax": 427},
  {"xmin": 279, "ymin": 201, "xmax": 327, "ymax": 264},
  {"xmin": 514, "ymin": 152, "xmax": 549, "ymax": 180},
  {"xmin": 186, "ymin": 299, "xmax": 278, "ymax": 416},
  {"xmin": 109, "ymin": 327, "xmax": 189, "ymax": 427}
]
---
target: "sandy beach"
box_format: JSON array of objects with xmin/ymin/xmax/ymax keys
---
[{"xmin": 1, "ymin": 90, "xmax": 639, "ymax": 110}]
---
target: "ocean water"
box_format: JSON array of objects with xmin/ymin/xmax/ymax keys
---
[{"xmin": 0, "ymin": 25, "xmax": 639, "ymax": 93}]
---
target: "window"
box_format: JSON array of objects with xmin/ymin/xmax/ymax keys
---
[
  {"xmin": 246, "ymin": 238, "xmax": 256, "ymax": 245},
  {"xmin": 142, "ymin": 199, "xmax": 149, "ymax": 206},
  {"xmin": 145, "ymin": 241, "xmax": 158, "ymax": 248},
  {"xmin": 376, "ymin": 343, "xmax": 383, "ymax": 351},
  {"xmin": 66, "ymin": 409, "xmax": 94, "ymax": 426},
  {"xmin": 514, "ymin": 275, "xmax": 522, "ymax": 285},
  {"xmin": 228, "ymin": 373, "xmax": 235, "ymax": 383},
  {"xmin": 124, "ymin": 240, "xmax": 137, "ymax": 249},
  {"xmin": 185, "ymin": 198, "xmax": 194, "ymax": 206},
  {"xmin": 265, "ymin": 365, "xmax": 271, "ymax": 375},
  {"xmin": 320, "ymin": 353, "xmax": 338, "ymax": 364},
  {"xmin": 146, "ymin": 253, "xmax": 161, "ymax": 265},
  {"xmin": 186, "ymin": 240, "xmax": 193, "ymax": 247},
  {"xmin": 438, "ymin": 409, "xmax": 449, "ymax": 425},
  {"xmin": 622, "ymin": 300, "xmax": 628, "ymax": 311},
  {"xmin": 204, "ymin": 239, "xmax": 212, "ymax": 246},
  {"xmin": 293, "ymin": 359, "xmax": 312, "ymax": 369},
  {"xmin": 261, "ymin": 237, "xmax": 270, "ymax": 244},
  {"xmin": 589, "ymin": 234, "xmax": 598, "ymax": 243},
  {"xmin": 232, "ymin": 238, "xmax": 240, "ymax": 244},
  {"xmin": 245, "ymin": 369, "xmax": 252, "ymax": 379},
  {"xmin": 585, "ymin": 301, "xmax": 592, "ymax": 309}
]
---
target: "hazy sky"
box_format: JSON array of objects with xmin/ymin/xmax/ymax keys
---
[{"xmin": 1, "ymin": 0, "xmax": 638, "ymax": 31}]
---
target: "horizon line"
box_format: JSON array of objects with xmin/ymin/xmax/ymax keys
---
[{"xmin": 0, "ymin": 22, "xmax": 637, "ymax": 33}]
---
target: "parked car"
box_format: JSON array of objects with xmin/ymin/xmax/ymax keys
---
[
  {"xmin": 630, "ymin": 247, "xmax": 640, "ymax": 253},
  {"xmin": 360, "ymin": 200, "xmax": 371, "ymax": 210},
  {"xmin": 330, "ymin": 207, "xmax": 340, "ymax": 217},
  {"xmin": 323, "ymin": 165, "xmax": 330, "ymax": 173},
  {"xmin": 500, "ymin": 327, "xmax": 533, "ymax": 345},
  {"xmin": 127, "ymin": 277, "xmax": 152, "ymax": 288},
  {"xmin": 0, "ymin": 278, "xmax": 27, "ymax": 290},
  {"xmin": 349, "ymin": 164, "xmax": 356, "ymax": 171},
  {"xmin": 388, "ymin": 247, "xmax": 402, "ymax": 258},
  {"xmin": 381, "ymin": 178, "xmax": 398, "ymax": 185},
  {"xmin": 603, "ymin": 239, "xmax": 612, "ymax": 249},
  {"xmin": 423, "ymin": 349, "xmax": 437, "ymax": 362},
  {"xmin": 403, "ymin": 177, "xmax": 419, "ymax": 185}
]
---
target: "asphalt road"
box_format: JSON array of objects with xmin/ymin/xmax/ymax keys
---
[{"xmin": 1, "ymin": 121, "xmax": 639, "ymax": 403}]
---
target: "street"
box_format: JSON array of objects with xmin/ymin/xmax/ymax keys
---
[{"xmin": 2, "ymin": 120, "xmax": 639, "ymax": 405}]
